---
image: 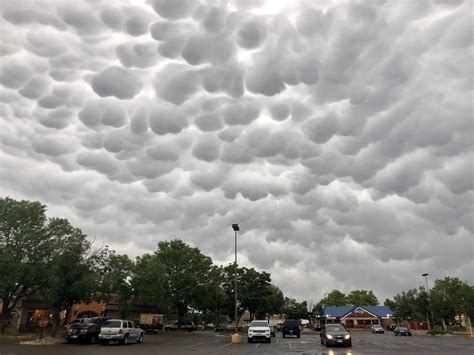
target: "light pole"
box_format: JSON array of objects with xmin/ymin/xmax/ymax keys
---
[
  {"xmin": 422, "ymin": 273, "xmax": 435, "ymax": 330},
  {"xmin": 232, "ymin": 224, "xmax": 239, "ymax": 334}
]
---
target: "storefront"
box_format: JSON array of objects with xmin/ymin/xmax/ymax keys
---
[{"xmin": 321, "ymin": 306, "xmax": 393, "ymax": 329}]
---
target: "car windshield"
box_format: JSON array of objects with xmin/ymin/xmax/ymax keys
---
[
  {"xmin": 250, "ymin": 321, "xmax": 268, "ymax": 327},
  {"xmin": 326, "ymin": 325, "xmax": 346, "ymax": 332},
  {"xmin": 103, "ymin": 321, "xmax": 122, "ymax": 328},
  {"xmin": 398, "ymin": 327, "xmax": 408, "ymax": 331},
  {"xmin": 284, "ymin": 320, "xmax": 299, "ymax": 325}
]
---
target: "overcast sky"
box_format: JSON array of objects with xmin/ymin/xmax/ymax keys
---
[{"xmin": 0, "ymin": 0, "xmax": 472, "ymax": 304}]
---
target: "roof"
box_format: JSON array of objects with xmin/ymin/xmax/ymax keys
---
[{"xmin": 322, "ymin": 306, "xmax": 393, "ymax": 318}]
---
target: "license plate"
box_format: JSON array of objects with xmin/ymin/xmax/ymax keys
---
[
  {"xmin": 105, "ymin": 335, "xmax": 112, "ymax": 339},
  {"xmin": 71, "ymin": 335, "xmax": 77, "ymax": 338},
  {"xmin": 337, "ymin": 340, "xmax": 342, "ymax": 343}
]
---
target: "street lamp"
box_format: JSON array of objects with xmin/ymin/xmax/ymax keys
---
[
  {"xmin": 232, "ymin": 224, "xmax": 239, "ymax": 334},
  {"xmin": 422, "ymin": 273, "xmax": 435, "ymax": 330}
]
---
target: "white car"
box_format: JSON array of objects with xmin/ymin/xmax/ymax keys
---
[
  {"xmin": 99, "ymin": 319, "xmax": 144, "ymax": 345},
  {"xmin": 247, "ymin": 320, "xmax": 271, "ymax": 343},
  {"xmin": 371, "ymin": 325, "xmax": 384, "ymax": 334}
]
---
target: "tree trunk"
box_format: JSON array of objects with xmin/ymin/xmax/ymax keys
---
[
  {"xmin": 178, "ymin": 311, "xmax": 183, "ymax": 329},
  {"xmin": 0, "ymin": 297, "xmax": 12, "ymax": 335},
  {"xmin": 50, "ymin": 308, "xmax": 61, "ymax": 338}
]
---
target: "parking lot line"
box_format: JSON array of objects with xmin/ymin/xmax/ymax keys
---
[
  {"xmin": 255, "ymin": 343, "xmax": 260, "ymax": 348},
  {"xmin": 220, "ymin": 342, "xmax": 232, "ymax": 348}
]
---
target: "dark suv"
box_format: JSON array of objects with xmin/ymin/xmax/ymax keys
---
[
  {"xmin": 67, "ymin": 317, "xmax": 109, "ymax": 344},
  {"xmin": 282, "ymin": 319, "xmax": 300, "ymax": 338}
]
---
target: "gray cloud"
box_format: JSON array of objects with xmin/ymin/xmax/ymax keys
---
[
  {"xmin": 1, "ymin": 0, "xmax": 472, "ymax": 304},
  {"xmin": 91, "ymin": 67, "xmax": 144, "ymax": 99}
]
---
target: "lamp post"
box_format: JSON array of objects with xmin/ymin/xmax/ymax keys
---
[
  {"xmin": 422, "ymin": 273, "xmax": 435, "ymax": 330},
  {"xmin": 232, "ymin": 224, "xmax": 239, "ymax": 334}
]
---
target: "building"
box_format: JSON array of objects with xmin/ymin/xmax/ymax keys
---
[{"xmin": 320, "ymin": 306, "xmax": 394, "ymax": 329}]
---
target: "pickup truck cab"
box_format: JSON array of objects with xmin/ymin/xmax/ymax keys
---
[
  {"xmin": 282, "ymin": 319, "xmax": 301, "ymax": 338},
  {"xmin": 99, "ymin": 319, "xmax": 144, "ymax": 345}
]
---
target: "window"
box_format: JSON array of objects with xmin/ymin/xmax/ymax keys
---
[
  {"xmin": 128, "ymin": 321, "xmax": 133, "ymax": 328},
  {"xmin": 103, "ymin": 321, "xmax": 121, "ymax": 328}
]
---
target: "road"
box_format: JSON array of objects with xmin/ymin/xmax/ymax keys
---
[{"xmin": 0, "ymin": 330, "xmax": 473, "ymax": 354}]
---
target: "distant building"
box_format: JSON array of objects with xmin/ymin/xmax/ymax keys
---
[{"xmin": 320, "ymin": 306, "xmax": 394, "ymax": 329}]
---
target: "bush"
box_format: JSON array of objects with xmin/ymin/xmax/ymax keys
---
[
  {"xmin": 427, "ymin": 329, "xmax": 453, "ymax": 336},
  {"xmin": 446, "ymin": 326, "xmax": 467, "ymax": 332}
]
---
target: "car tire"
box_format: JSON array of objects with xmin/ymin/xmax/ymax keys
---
[
  {"xmin": 137, "ymin": 333, "xmax": 143, "ymax": 343},
  {"xmin": 267, "ymin": 338, "xmax": 271, "ymax": 343}
]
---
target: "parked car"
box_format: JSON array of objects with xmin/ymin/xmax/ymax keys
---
[
  {"xmin": 63, "ymin": 318, "xmax": 87, "ymax": 333},
  {"xmin": 215, "ymin": 324, "xmax": 234, "ymax": 333},
  {"xmin": 269, "ymin": 324, "xmax": 276, "ymax": 337},
  {"xmin": 247, "ymin": 320, "xmax": 271, "ymax": 343},
  {"xmin": 282, "ymin": 319, "xmax": 301, "ymax": 338},
  {"xmin": 99, "ymin": 319, "xmax": 144, "ymax": 345},
  {"xmin": 394, "ymin": 326, "xmax": 412, "ymax": 336},
  {"xmin": 371, "ymin": 325, "xmax": 384, "ymax": 334},
  {"xmin": 67, "ymin": 317, "xmax": 109, "ymax": 344},
  {"xmin": 314, "ymin": 324, "xmax": 322, "ymax": 331},
  {"xmin": 320, "ymin": 324, "xmax": 352, "ymax": 347},
  {"xmin": 387, "ymin": 324, "xmax": 397, "ymax": 331},
  {"xmin": 164, "ymin": 321, "xmax": 196, "ymax": 332}
]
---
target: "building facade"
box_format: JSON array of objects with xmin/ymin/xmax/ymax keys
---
[{"xmin": 321, "ymin": 306, "xmax": 394, "ymax": 329}]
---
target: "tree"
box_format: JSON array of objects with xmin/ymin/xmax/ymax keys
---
[
  {"xmin": 430, "ymin": 277, "xmax": 474, "ymax": 328},
  {"xmin": 0, "ymin": 198, "xmax": 52, "ymax": 333},
  {"xmin": 41, "ymin": 218, "xmax": 101, "ymax": 337},
  {"xmin": 346, "ymin": 290, "xmax": 378, "ymax": 306},
  {"xmin": 321, "ymin": 290, "xmax": 347, "ymax": 306},
  {"xmin": 98, "ymin": 253, "xmax": 135, "ymax": 319},
  {"xmin": 154, "ymin": 240, "xmax": 214, "ymax": 327},
  {"xmin": 281, "ymin": 297, "xmax": 309, "ymax": 320},
  {"xmin": 384, "ymin": 287, "xmax": 429, "ymax": 322},
  {"xmin": 219, "ymin": 265, "xmax": 282, "ymax": 321}
]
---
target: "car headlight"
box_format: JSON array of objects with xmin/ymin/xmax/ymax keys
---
[
  {"xmin": 345, "ymin": 334, "xmax": 351, "ymax": 339},
  {"xmin": 326, "ymin": 334, "xmax": 333, "ymax": 339}
]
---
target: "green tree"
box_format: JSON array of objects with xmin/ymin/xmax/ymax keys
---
[
  {"xmin": 384, "ymin": 287, "xmax": 429, "ymax": 322},
  {"xmin": 154, "ymin": 240, "xmax": 214, "ymax": 327},
  {"xmin": 0, "ymin": 198, "xmax": 52, "ymax": 333},
  {"xmin": 322, "ymin": 290, "xmax": 347, "ymax": 306},
  {"xmin": 132, "ymin": 253, "xmax": 167, "ymax": 309},
  {"xmin": 98, "ymin": 253, "xmax": 135, "ymax": 319},
  {"xmin": 220, "ymin": 265, "xmax": 282, "ymax": 321},
  {"xmin": 431, "ymin": 277, "xmax": 474, "ymax": 328},
  {"xmin": 346, "ymin": 290, "xmax": 378, "ymax": 306},
  {"xmin": 41, "ymin": 218, "xmax": 102, "ymax": 336},
  {"xmin": 281, "ymin": 297, "xmax": 309, "ymax": 320}
]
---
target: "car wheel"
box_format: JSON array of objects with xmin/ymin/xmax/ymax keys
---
[
  {"xmin": 123, "ymin": 334, "xmax": 129, "ymax": 345},
  {"xmin": 267, "ymin": 338, "xmax": 271, "ymax": 343}
]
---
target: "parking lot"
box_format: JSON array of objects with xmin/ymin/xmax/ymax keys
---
[{"xmin": 0, "ymin": 331, "xmax": 473, "ymax": 355}]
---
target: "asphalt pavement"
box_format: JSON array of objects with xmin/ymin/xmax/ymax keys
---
[{"xmin": 0, "ymin": 330, "xmax": 473, "ymax": 355}]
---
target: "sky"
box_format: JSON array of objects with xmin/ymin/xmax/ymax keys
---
[{"xmin": 0, "ymin": 0, "xmax": 472, "ymax": 304}]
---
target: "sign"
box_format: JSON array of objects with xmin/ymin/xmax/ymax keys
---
[{"xmin": 39, "ymin": 318, "xmax": 49, "ymax": 328}]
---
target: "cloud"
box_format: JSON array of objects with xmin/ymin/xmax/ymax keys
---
[
  {"xmin": 1, "ymin": 0, "xmax": 472, "ymax": 304},
  {"xmin": 91, "ymin": 67, "xmax": 144, "ymax": 99}
]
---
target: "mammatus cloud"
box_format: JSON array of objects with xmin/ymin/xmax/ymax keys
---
[{"xmin": 1, "ymin": 0, "xmax": 472, "ymax": 302}]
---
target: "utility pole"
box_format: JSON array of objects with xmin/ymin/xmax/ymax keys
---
[
  {"xmin": 232, "ymin": 224, "xmax": 240, "ymax": 334},
  {"xmin": 422, "ymin": 273, "xmax": 436, "ymax": 330}
]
